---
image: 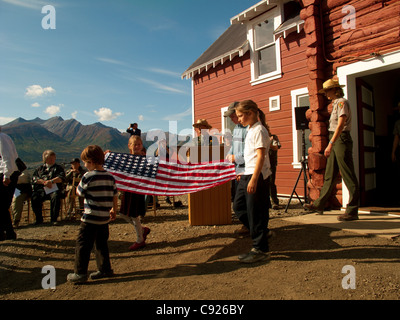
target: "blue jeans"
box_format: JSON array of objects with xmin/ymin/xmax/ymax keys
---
[{"xmin": 233, "ymin": 174, "xmax": 271, "ymax": 252}]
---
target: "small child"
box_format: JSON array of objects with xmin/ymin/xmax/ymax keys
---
[
  {"xmin": 67, "ymin": 145, "xmax": 118, "ymax": 283},
  {"xmin": 233, "ymin": 100, "xmax": 272, "ymax": 263},
  {"xmin": 119, "ymin": 135, "xmax": 150, "ymax": 251}
]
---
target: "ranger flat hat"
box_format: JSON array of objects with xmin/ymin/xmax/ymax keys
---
[
  {"xmin": 192, "ymin": 119, "xmax": 212, "ymax": 129},
  {"xmin": 318, "ymin": 79, "xmax": 345, "ymax": 94}
]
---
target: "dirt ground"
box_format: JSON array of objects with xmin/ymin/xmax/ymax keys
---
[{"xmin": 1, "ymin": 195, "xmax": 400, "ymax": 303}]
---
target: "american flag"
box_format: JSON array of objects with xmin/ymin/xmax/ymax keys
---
[{"xmin": 103, "ymin": 152, "xmax": 236, "ymax": 196}]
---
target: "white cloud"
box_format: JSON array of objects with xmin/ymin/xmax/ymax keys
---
[
  {"xmin": 45, "ymin": 105, "xmax": 60, "ymax": 116},
  {"xmin": 31, "ymin": 102, "xmax": 40, "ymax": 107},
  {"xmin": 2, "ymin": 0, "xmax": 48, "ymax": 10},
  {"xmin": 163, "ymin": 108, "xmax": 192, "ymax": 121},
  {"xmin": 25, "ymin": 85, "xmax": 55, "ymax": 98},
  {"xmin": 96, "ymin": 57, "xmax": 126, "ymax": 66},
  {"xmin": 138, "ymin": 115, "xmax": 144, "ymax": 121},
  {"xmin": 71, "ymin": 111, "xmax": 78, "ymax": 119},
  {"xmin": 138, "ymin": 77, "xmax": 187, "ymax": 94},
  {"xmin": 94, "ymin": 107, "xmax": 122, "ymax": 121},
  {"xmin": 0, "ymin": 117, "xmax": 16, "ymax": 125},
  {"xmin": 147, "ymin": 68, "xmax": 180, "ymax": 78}
]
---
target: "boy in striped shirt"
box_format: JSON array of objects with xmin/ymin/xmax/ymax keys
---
[{"xmin": 67, "ymin": 145, "xmax": 118, "ymax": 283}]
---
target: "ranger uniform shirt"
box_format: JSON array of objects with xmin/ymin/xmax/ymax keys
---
[{"xmin": 329, "ymin": 98, "xmax": 352, "ymax": 132}]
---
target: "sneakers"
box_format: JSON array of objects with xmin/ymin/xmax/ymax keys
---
[
  {"xmin": 89, "ymin": 270, "xmax": 114, "ymax": 280},
  {"xmin": 337, "ymin": 214, "xmax": 359, "ymax": 221},
  {"xmin": 67, "ymin": 271, "xmax": 114, "ymax": 283},
  {"xmin": 67, "ymin": 273, "xmax": 88, "ymax": 283},
  {"xmin": 129, "ymin": 241, "xmax": 146, "ymax": 251},
  {"xmin": 239, "ymin": 248, "xmax": 270, "ymax": 264}
]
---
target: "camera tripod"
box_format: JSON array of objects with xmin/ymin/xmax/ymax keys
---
[{"xmin": 285, "ymin": 129, "xmax": 309, "ymax": 213}]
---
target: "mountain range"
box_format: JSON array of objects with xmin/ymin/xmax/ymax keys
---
[{"xmin": 2, "ymin": 117, "xmax": 190, "ymax": 167}]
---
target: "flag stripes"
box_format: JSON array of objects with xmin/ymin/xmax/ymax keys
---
[{"xmin": 103, "ymin": 152, "xmax": 236, "ymax": 196}]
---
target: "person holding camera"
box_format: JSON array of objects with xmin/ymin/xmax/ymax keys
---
[{"xmin": 126, "ymin": 123, "xmax": 141, "ymax": 137}]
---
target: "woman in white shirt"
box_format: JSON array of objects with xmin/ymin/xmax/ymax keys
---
[{"xmin": 233, "ymin": 100, "xmax": 271, "ymax": 263}]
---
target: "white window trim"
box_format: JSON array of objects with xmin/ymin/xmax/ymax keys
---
[
  {"xmin": 291, "ymin": 87, "xmax": 309, "ymax": 169},
  {"xmin": 269, "ymin": 95, "xmax": 280, "ymax": 112},
  {"xmin": 248, "ymin": 7, "xmax": 283, "ymax": 86},
  {"xmin": 221, "ymin": 106, "xmax": 229, "ymax": 134},
  {"xmin": 191, "ymin": 80, "xmax": 195, "ymax": 138}
]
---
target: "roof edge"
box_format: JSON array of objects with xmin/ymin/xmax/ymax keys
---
[
  {"xmin": 182, "ymin": 41, "xmax": 249, "ymax": 80},
  {"xmin": 230, "ymin": 0, "xmax": 279, "ymax": 24}
]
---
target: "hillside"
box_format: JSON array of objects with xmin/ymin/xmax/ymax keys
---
[
  {"xmin": 2, "ymin": 117, "xmax": 130, "ymax": 165},
  {"xmin": 2, "ymin": 117, "xmax": 192, "ymax": 168}
]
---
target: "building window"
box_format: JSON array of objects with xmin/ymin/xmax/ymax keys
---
[
  {"xmin": 249, "ymin": 8, "xmax": 282, "ymax": 85},
  {"xmin": 291, "ymin": 88, "xmax": 311, "ymax": 169},
  {"xmin": 269, "ymin": 95, "xmax": 280, "ymax": 112}
]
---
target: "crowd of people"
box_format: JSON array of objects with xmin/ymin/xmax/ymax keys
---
[{"xmin": 2, "ymin": 77, "xmax": 397, "ymax": 282}]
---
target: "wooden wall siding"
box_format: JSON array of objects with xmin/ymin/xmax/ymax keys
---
[
  {"xmin": 300, "ymin": 0, "xmax": 400, "ymax": 208},
  {"xmin": 192, "ymin": 31, "xmax": 309, "ymax": 196},
  {"xmin": 322, "ymin": 0, "xmax": 400, "ymax": 71},
  {"xmin": 301, "ymin": 0, "xmax": 335, "ymax": 206}
]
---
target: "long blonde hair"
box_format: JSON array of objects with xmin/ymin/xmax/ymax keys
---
[
  {"xmin": 128, "ymin": 135, "xmax": 145, "ymax": 155},
  {"xmin": 236, "ymin": 100, "xmax": 271, "ymax": 135}
]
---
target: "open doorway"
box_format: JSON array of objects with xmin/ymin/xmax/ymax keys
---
[{"xmin": 357, "ymin": 68, "xmax": 400, "ymax": 207}]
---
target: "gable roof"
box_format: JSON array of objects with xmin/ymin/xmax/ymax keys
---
[
  {"xmin": 230, "ymin": 0, "xmax": 279, "ymax": 25},
  {"xmin": 181, "ymin": 24, "xmax": 248, "ymax": 80},
  {"xmin": 181, "ymin": 0, "xmax": 303, "ymax": 80}
]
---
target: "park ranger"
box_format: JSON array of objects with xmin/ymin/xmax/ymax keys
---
[{"xmin": 304, "ymin": 78, "xmax": 359, "ymax": 221}]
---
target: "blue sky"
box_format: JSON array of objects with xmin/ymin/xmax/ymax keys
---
[{"xmin": 0, "ymin": 0, "xmax": 256, "ymax": 134}]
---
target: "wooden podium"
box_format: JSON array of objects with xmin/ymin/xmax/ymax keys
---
[{"xmin": 187, "ymin": 145, "xmax": 232, "ymax": 226}]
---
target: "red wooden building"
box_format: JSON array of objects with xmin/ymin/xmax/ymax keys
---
[
  {"xmin": 182, "ymin": 0, "xmax": 310, "ymax": 199},
  {"xmin": 302, "ymin": 0, "xmax": 400, "ymax": 208},
  {"xmin": 182, "ymin": 0, "xmax": 400, "ymax": 209}
]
